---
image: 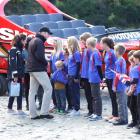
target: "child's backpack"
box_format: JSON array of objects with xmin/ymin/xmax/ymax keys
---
[
  {"xmin": 8, "ymin": 47, "xmax": 19, "ymax": 71},
  {"xmin": 8, "ymin": 47, "xmax": 21, "ymax": 79}
]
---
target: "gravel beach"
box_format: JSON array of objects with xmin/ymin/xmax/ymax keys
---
[{"xmin": 0, "ymin": 89, "xmax": 139, "ymax": 140}]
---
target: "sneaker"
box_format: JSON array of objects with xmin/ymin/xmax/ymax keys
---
[
  {"xmin": 87, "ymin": 114, "xmax": 96, "ymax": 119},
  {"xmin": 84, "ymin": 112, "xmax": 93, "ymax": 118},
  {"xmin": 40, "ymin": 114, "xmax": 54, "ymax": 119},
  {"xmin": 108, "ymin": 117, "xmax": 119, "ymax": 123},
  {"xmin": 66, "ymin": 108, "xmax": 73, "ymax": 113},
  {"xmin": 7, "ymin": 109, "xmax": 16, "ymax": 114},
  {"xmin": 89, "ymin": 115, "xmax": 102, "ymax": 121},
  {"xmin": 127, "ymin": 122, "xmax": 137, "ymax": 129},
  {"xmin": 68, "ymin": 109, "xmax": 74, "ymax": 115},
  {"xmin": 59, "ymin": 110, "xmax": 67, "ymax": 115},
  {"xmin": 17, "ymin": 110, "xmax": 27, "ymax": 116},
  {"xmin": 69, "ymin": 110, "xmax": 80, "ymax": 117},
  {"xmin": 55, "ymin": 109, "xmax": 60, "ymax": 114},
  {"xmin": 113, "ymin": 120, "xmax": 128, "ymax": 126},
  {"xmin": 49, "ymin": 106, "xmax": 57, "ymax": 113},
  {"xmin": 104, "ymin": 116, "xmax": 114, "ymax": 121}
]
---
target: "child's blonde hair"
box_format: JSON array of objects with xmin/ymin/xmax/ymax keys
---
[
  {"xmin": 52, "ymin": 38, "xmax": 63, "ymax": 57},
  {"xmin": 114, "ymin": 44, "xmax": 126, "ymax": 55},
  {"xmin": 67, "ymin": 36, "xmax": 80, "ymax": 54},
  {"xmin": 80, "ymin": 32, "xmax": 92, "ymax": 42},
  {"xmin": 86, "ymin": 37, "xmax": 97, "ymax": 48}
]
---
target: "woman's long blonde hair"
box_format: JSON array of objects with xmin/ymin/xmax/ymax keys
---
[
  {"xmin": 67, "ymin": 36, "xmax": 80, "ymax": 54},
  {"xmin": 52, "ymin": 38, "xmax": 63, "ymax": 57}
]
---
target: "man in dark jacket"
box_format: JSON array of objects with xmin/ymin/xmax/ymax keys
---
[{"xmin": 27, "ymin": 27, "xmax": 53, "ymax": 119}]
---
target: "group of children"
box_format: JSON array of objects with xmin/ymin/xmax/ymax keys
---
[
  {"xmin": 50, "ymin": 32, "xmax": 140, "ymax": 134},
  {"xmin": 7, "ymin": 31, "xmax": 140, "ymax": 134}
]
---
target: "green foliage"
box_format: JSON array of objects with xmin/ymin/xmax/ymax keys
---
[
  {"xmin": 56, "ymin": 0, "xmax": 140, "ymax": 28},
  {"xmin": 4, "ymin": 0, "xmax": 140, "ymax": 28},
  {"xmin": 5, "ymin": 0, "xmax": 45, "ymax": 15}
]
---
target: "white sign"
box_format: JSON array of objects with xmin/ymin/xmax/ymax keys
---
[{"xmin": 108, "ymin": 32, "xmax": 140, "ymax": 41}]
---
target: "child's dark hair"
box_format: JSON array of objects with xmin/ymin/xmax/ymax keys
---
[
  {"xmin": 133, "ymin": 50, "xmax": 140, "ymax": 61},
  {"xmin": 128, "ymin": 50, "xmax": 135, "ymax": 58},
  {"xmin": 101, "ymin": 37, "xmax": 114, "ymax": 49},
  {"xmin": 12, "ymin": 34, "xmax": 26, "ymax": 51}
]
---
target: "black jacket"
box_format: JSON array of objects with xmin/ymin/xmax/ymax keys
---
[
  {"xmin": 8, "ymin": 47, "xmax": 24, "ymax": 79},
  {"xmin": 26, "ymin": 34, "xmax": 48, "ymax": 72}
]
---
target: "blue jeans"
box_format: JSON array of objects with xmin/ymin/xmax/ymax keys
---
[
  {"xmin": 55, "ymin": 89, "xmax": 66, "ymax": 111},
  {"xmin": 68, "ymin": 76, "xmax": 80, "ymax": 111},
  {"xmin": 116, "ymin": 91, "xmax": 128, "ymax": 122}
]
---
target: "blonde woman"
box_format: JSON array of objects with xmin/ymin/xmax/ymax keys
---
[
  {"xmin": 50, "ymin": 38, "xmax": 64, "ymax": 73},
  {"xmin": 50, "ymin": 38, "xmax": 65, "ymax": 109},
  {"xmin": 67, "ymin": 36, "xmax": 81, "ymax": 116}
]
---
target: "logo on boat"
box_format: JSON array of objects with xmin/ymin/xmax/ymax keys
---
[{"xmin": 0, "ymin": 28, "xmax": 34, "ymax": 41}]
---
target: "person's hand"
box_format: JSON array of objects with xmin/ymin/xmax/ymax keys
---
[
  {"xmin": 126, "ymin": 88, "xmax": 133, "ymax": 96},
  {"xmin": 130, "ymin": 85, "xmax": 136, "ymax": 93}
]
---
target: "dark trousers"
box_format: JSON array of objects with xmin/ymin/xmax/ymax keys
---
[
  {"xmin": 51, "ymin": 81, "xmax": 57, "ymax": 107},
  {"xmin": 66, "ymin": 84, "xmax": 73, "ymax": 110},
  {"xmin": 90, "ymin": 83, "xmax": 102, "ymax": 116},
  {"xmin": 127, "ymin": 95, "xmax": 138, "ymax": 124},
  {"xmin": 68, "ymin": 76, "xmax": 80, "ymax": 111},
  {"xmin": 24, "ymin": 73, "xmax": 30, "ymax": 107},
  {"xmin": 8, "ymin": 79, "xmax": 23, "ymax": 110},
  {"xmin": 81, "ymin": 78, "xmax": 93, "ymax": 114},
  {"xmin": 55, "ymin": 89, "xmax": 66, "ymax": 111},
  {"xmin": 106, "ymin": 79, "xmax": 118, "ymax": 117},
  {"xmin": 137, "ymin": 94, "xmax": 140, "ymax": 126}
]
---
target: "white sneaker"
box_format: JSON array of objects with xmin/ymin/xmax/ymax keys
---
[
  {"xmin": 69, "ymin": 110, "xmax": 80, "ymax": 117},
  {"xmin": 87, "ymin": 114, "xmax": 96, "ymax": 119},
  {"xmin": 68, "ymin": 109, "xmax": 74, "ymax": 116},
  {"xmin": 7, "ymin": 109, "xmax": 16, "ymax": 115},
  {"xmin": 17, "ymin": 110, "xmax": 27, "ymax": 116},
  {"xmin": 89, "ymin": 115, "xmax": 102, "ymax": 121}
]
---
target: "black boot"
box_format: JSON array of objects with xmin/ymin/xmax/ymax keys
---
[
  {"xmin": 113, "ymin": 120, "xmax": 128, "ymax": 126},
  {"xmin": 40, "ymin": 114, "xmax": 54, "ymax": 119},
  {"xmin": 127, "ymin": 121, "xmax": 137, "ymax": 129}
]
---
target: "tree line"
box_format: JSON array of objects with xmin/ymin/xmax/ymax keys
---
[{"xmin": 5, "ymin": 0, "xmax": 140, "ymax": 29}]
